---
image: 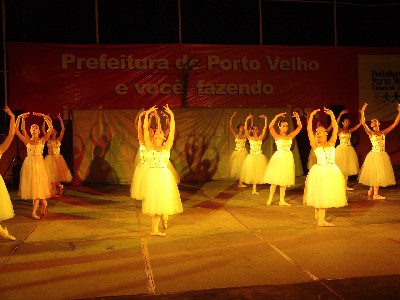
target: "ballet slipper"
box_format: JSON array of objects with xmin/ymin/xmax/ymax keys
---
[
  {"xmin": 252, "ymin": 191, "xmax": 259, "ymax": 195},
  {"xmin": 367, "ymin": 188, "xmax": 373, "ymax": 197},
  {"xmin": 238, "ymin": 184, "xmax": 247, "ymax": 188},
  {"xmin": 266, "ymin": 198, "xmax": 272, "ymax": 206},
  {"xmin": 318, "ymin": 220, "xmax": 335, "ymax": 227},
  {"xmin": 151, "ymin": 231, "xmax": 166, "ymax": 237},
  {"xmin": 279, "ymin": 200, "xmax": 291, "ymax": 206},
  {"xmin": 373, "ymin": 195, "xmax": 385, "ymax": 200},
  {"xmin": 32, "ymin": 213, "xmax": 40, "ymax": 220},
  {"xmin": 346, "ymin": 186, "xmax": 354, "ymax": 191},
  {"xmin": 0, "ymin": 227, "xmax": 16, "ymax": 241}
]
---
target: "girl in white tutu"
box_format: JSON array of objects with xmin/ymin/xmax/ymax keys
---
[
  {"xmin": 265, "ymin": 111, "xmax": 302, "ymax": 206},
  {"xmin": 228, "ymin": 111, "xmax": 248, "ymax": 188},
  {"xmin": 335, "ymin": 109, "xmax": 361, "ymax": 190},
  {"xmin": 0, "ymin": 106, "xmax": 16, "ymax": 241},
  {"xmin": 16, "ymin": 112, "xmax": 53, "ymax": 220},
  {"xmin": 43, "ymin": 113, "xmax": 72, "ymax": 197},
  {"xmin": 142, "ymin": 105, "xmax": 182, "ymax": 237},
  {"xmin": 240, "ymin": 113, "xmax": 268, "ymax": 195},
  {"xmin": 358, "ymin": 103, "xmax": 400, "ymax": 200},
  {"xmin": 304, "ymin": 108, "xmax": 347, "ymax": 227},
  {"xmin": 305, "ymin": 110, "xmax": 332, "ymax": 170},
  {"xmin": 130, "ymin": 109, "xmax": 152, "ymax": 200}
]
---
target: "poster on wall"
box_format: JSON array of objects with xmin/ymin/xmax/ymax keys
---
[{"xmin": 359, "ymin": 55, "xmax": 400, "ymax": 121}]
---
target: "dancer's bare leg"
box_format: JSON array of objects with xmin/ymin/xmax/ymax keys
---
[
  {"xmin": 151, "ymin": 215, "xmax": 166, "ymax": 236},
  {"xmin": 32, "ymin": 199, "xmax": 40, "ymax": 220},
  {"xmin": 345, "ymin": 175, "xmax": 353, "ymax": 190},
  {"xmin": 161, "ymin": 214, "xmax": 168, "ymax": 230},
  {"xmin": 238, "ymin": 180, "xmax": 247, "ymax": 188},
  {"xmin": 40, "ymin": 199, "xmax": 47, "ymax": 215},
  {"xmin": 252, "ymin": 184, "xmax": 259, "ymax": 195},
  {"xmin": 266, "ymin": 184, "xmax": 277, "ymax": 206},
  {"xmin": 373, "ymin": 186, "xmax": 385, "ymax": 200},
  {"xmin": 279, "ymin": 186, "xmax": 291, "ymax": 206},
  {"xmin": 317, "ymin": 208, "xmax": 334, "ymax": 227}
]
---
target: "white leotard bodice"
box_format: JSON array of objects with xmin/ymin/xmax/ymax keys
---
[
  {"xmin": 314, "ymin": 144, "xmax": 335, "ymax": 165},
  {"xmin": 338, "ymin": 132, "xmax": 352, "ymax": 146},
  {"xmin": 249, "ymin": 139, "xmax": 262, "ymax": 154},
  {"xmin": 234, "ymin": 136, "xmax": 247, "ymax": 152},
  {"xmin": 47, "ymin": 139, "xmax": 61, "ymax": 155},
  {"xmin": 27, "ymin": 141, "xmax": 45, "ymax": 156},
  {"xmin": 275, "ymin": 138, "xmax": 292, "ymax": 152},
  {"xmin": 146, "ymin": 149, "xmax": 170, "ymax": 168},
  {"xmin": 370, "ymin": 134, "xmax": 385, "ymax": 153}
]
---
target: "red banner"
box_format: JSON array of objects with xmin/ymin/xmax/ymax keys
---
[{"xmin": 7, "ymin": 42, "xmax": 400, "ymax": 118}]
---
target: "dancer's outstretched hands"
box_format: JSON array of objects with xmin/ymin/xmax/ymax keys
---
[
  {"xmin": 163, "ymin": 104, "xmax": 173, "ymax": 115},
  {"xmin": 323, "ymin": 107, "xmax": 334, "ymax": 116},
  {"xmin": 277, "ymin": 112, "xmax": 286, "ymax": 118},
  {"xmin": 3, "ymin": 106, "xmax": 14, "ymax": 117},
  {"xmin": 361, "ymin": 103, "xmax": 368, "ymax": 112}
]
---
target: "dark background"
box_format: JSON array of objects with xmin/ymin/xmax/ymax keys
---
[
  {"xmin": 0, "ymin": 0, "xmax": 399, "ymax": 117},
  {"xmin": 0, "ymin": 0, "xmax": 399, "ymax": 180}
]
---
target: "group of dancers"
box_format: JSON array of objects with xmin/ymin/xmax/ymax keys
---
[
  {"xmin": 0, "ymin": 107, "xmax": 72, "ymax": 240},
  {"xmin": 1, "ymin": 103, "xmax": 399, "ymax": 240},
  {"xmin": 228, "ymin": 103, "xmax": 400, "ymax": 227}
]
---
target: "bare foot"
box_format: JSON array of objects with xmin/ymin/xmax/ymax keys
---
[
  {"xmin": 373, "ymin": 194, "xmax": 385, "ymax": 200},
  {"xmin": 279, "ymin": 201, "xmax": 291, "ymax": 206}
]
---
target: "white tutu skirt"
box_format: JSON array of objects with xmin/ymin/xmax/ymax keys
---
[
  {"xmin": 142, "ymin": 167, "xmax": 183, "ymax": 216},
  {"xmin": 240, "ymin": 153, "xmax": 268, "ymax": 184},
  {"xmin": 44, "ymin": 154, "xmax": 73, "ymax": 182},
  {"xmin": 307, "ymin": 149, "xmax": 317, "ymax": 169},
  {"xmin": 264, "ymin": 150, "xmax": 295, "ymax": 186},
  {"xmin": 358, "ymin": 151, "xmax": 395, "ymax": 187},
  {"xmin": 130, "ymin": 162, "xmax": 149, "ymax": 200},
  {"xmin": 0, "ymin": 175, "xmax": 14, "ymax": 221},
  {"xmin": 229, "ymin": 150, "xmax": 248, "ymax": 179},
  {"xmin": 19, "ymin": 156, "xmax": 52, "ymax": 200},
  {"xmin": 303, "ymin": 164, "xmax": 347, "ymax": 208},
  {"xmin": 335, "ymin": 145, "xmax": 359, "ymax": 176},
  {"xmin": 168, "ymin": 160, "xmax": 180, "ymax": 184}
]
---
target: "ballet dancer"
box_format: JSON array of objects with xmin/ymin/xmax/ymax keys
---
[
  {"xmin": 16, "ymin": 112, "xmax": 52, "ymax": 220},
  {"xmin": 304, "ymin": 108, "xmax": 347, "ymax": 227},
  {"xmin": 0, "ymin": 106, "xmax": 17, "ymax": 240},
  {"xmin": 240, "ymin": 113, "xmax": 268, "ymax": 195},
  {"xmin": 358, "ymin": 103, "xmax": 400, "ymax": 199},
  {"xmin": 264, "ymin": 111, "xmax": 302, "ymax": 206},
  {"xmin": 43, "ymin": 113, "xmax": 72, "ymax": 197},
  {"xmin": 228, "ymin": 111, "xmax": 248, "ymax": 188},
  {"xmin": 335, "ymin": 109, "xmax": 361, "ymax": 190},
  {"xmin": 142, "ymin": 105, "xmax": 182, "ymax": 236}
]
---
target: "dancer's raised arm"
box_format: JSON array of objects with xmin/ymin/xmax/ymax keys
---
[
  {"xmin": 163, "ymin": 104, "xmax": 175, "ymax": 151},
  {"xmin": 258, "ymin": 115, "xmax": 268, "ymax": 140},
  {"xmin": 325, "ymin": 107, "xmax": 338, "ymax": 145},
  {"xmin": 0, "ymin": 107, "xmax": 16, "ymax": 155},
  {"xmin": 381, "ymin": 103, "xmax": 400, "ymax": 135},
  {"xmin": 307, "ymin": 109, "xmax": 319, "ymax": 149}
]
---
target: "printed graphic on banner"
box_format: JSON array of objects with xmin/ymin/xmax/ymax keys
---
[
  {"xmin": 8, "ymin": 43, "xmax": 364, "ymax": 117},
  {"xmin": 359, "ymin": 55, "xmax": 400, "ymax": 121}
]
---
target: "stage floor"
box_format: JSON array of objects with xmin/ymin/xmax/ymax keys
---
[{"xmin": 0, "ymin": 175, "xmax": 399, "ymax": 300}]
